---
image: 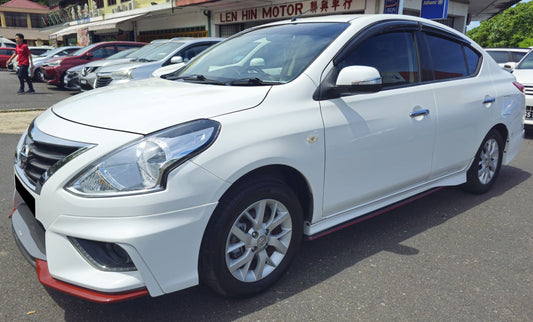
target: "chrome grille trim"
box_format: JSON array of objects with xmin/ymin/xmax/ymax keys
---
[
  {"xmin": 95, "ymin": 76, "xmax": 112, "ymax": 88},
  {"xmin": 14, "ymin": 122, "xmax": 94, "ymax": 194}
]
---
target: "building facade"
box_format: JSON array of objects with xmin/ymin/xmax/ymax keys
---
[
  {"xmin": 0, "ymin": 0, "xmax": 52, "ymax": 45},
  {"xmin": 42, "ymin": 0, "xmax": 521, "ymax": 46}
]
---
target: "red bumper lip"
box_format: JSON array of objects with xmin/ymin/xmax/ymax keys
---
[{"xmin": 35, "ymin": 259, "xmax": 149, "ymax": 303}]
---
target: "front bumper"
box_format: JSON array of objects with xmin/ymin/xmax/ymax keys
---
[
  {"xmin": 44, "ymin": 66, "xmax": 62, "ymax": 85},
  {"xmin": 10, "ymin": 114, "xmax": 230, "ymax": 302}
]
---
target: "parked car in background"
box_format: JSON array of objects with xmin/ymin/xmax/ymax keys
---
[
  {"xmin": 79, "ymin": 40, "xmax": 169, "ymax": 90},
  {"xmin": 9, "ymin": 46, "xmax": 55, "ymax": 71},
  {"xmin": 44, "ymin": 41, "xmax": 145, "ymax": 87},
  {"xmin": 95, "ymin": 37, "xmax": 222, "ymax": 88},
  {"xmin": 66, "ymin": 49, "xmax": 141, "ymax": 90},
  {"xmin": 0, "ymin": 36, "xmax": 16, "ymax": 48},
  {"xmin": 10, "ymin": 15, "xmax": 524, "ymax": 302},
  {"xmin": 29, "ymin": 46, "xmax": 82, "ymax": 81},
  {"xmin": 63, "ymin": 64, "xmax": 84, "ymax": 90},
  {"xmin": 0, "ymin": 47, "xmax": 15, "ymax": 68},
  {"xmin": 510, "ymin": 49, "xmax": 533, "ymax": 129},
  {"xmin": 151, "ymin": 61, "xmax": 187, "ymax": 78},
  {"xmin": 29, "ymin": 45, "xmax": 54, "ymax": 56},
  {"xmin": 485, "ymin": 48, "xmax": 529, "ymax": 71}
]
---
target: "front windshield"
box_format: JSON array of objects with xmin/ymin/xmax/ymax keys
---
[
  {"xmin": 176, "ymin": 22, "xmax": 348, "ymax": 85},
  {"xmin": 127, "ymin": 42, "xmax": 167, "ymax": 59},
  {"xmin": 515, "ymin": 51, "xmax": 533, "ymax": 69},
  {"xmin": 136, "ymin": 42, "xmax": 184, "ymax": 62},
  {"xmin": 106, "ymin": 48, "xmax": 136, "ymax": 60}
]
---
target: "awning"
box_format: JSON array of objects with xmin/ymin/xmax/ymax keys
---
[{"xmin": 50, "ymin": 14, "xmax": 145, "ymax": 38}]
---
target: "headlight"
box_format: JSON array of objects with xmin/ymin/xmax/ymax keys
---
[
  {"xmin": 47, "ymin": 59, "xmax": 62, "ymax": 67},
  {"xmin": 66, "ymin": 119, "xmax": 220, "ymax": 197},
  {"xmin": 111, "ymin": 68, "xmax": 135, "ymax": 80}
]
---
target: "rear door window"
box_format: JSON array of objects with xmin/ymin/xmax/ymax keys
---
[{"xmin": 426, "ymin": 34, "xmax": 479, "ymax": 80}]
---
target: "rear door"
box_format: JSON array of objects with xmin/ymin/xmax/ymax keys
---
[{"xmin": 421, "ymin": 28, "xmax": 493, "ymax": 179}]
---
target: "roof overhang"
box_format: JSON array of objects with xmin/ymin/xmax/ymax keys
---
[
  {"xmin": 49, "ymin": 14, "xmax": 145, "ymax": 39},
  {"xmin": 467, "ymin": 0, "xmax": 522, "ymax": 21}
]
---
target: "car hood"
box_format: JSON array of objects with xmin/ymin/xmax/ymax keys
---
[
  {"xmin": 84, "ymin": 57, "xmax": 134, "ymax": 68},
  {"xmin": 512, "ymin": 69, "xmax": 533, "ymax": 84},
  {"xmin": 51, "ymin": 78, "xmax": 271, "ymax": 134},
  {"xmin": 98, "ymin": 61, "xmax": 157, "ymax": 73}
]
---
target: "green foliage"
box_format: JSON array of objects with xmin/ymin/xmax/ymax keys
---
[{"xmin": 467, "ymin": 2, "xmax": 533, "ymax": 48}]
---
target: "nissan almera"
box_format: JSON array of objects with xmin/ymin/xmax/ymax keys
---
[{"xmin": 10, "ymin": 14, "xmax": 525, "ymax": 302}]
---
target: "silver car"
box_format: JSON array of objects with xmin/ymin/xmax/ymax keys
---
[
  {"xmin": 95, "ymin": 37, "xmax": 222, "ymax": 88},
  {"xmin": 79, "ymin": 40, "xmax": 169, "ymax": 91}
]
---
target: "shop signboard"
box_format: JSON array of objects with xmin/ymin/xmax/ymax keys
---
[
  {"xmin": 216, "ymin": 0, "xmax": 365, "ymax": 24},
  {"xmin": 420, "ymin": 0, "xmax": 449, "ymax": 19},
  {"xmin": 384, "ymin": 0, "xmax": 399, "ymax": 14}
]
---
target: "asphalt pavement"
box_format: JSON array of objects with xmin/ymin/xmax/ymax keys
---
[
  {"xmin": 0, "ymin": 68, "xmax": 75, "ymax": 111},
  {"xmin": 0, "ymin": 70, "xmax": 532, "ymax": 321}
]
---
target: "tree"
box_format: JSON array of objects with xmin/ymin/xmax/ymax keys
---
[{"xmin": 467, "ymin": 2, "xmax": 533, "ymax": 48}]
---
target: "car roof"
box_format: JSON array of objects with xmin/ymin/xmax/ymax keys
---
[
  {"xmin": 484, "ymin": 48, "xmax": 530, "ymax": 52},
  {"xmin": 168, "ymin": 37, "xmax": 225, "ymax": 43}
]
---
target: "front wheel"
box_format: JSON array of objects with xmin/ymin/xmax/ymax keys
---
[
  {"xmin": 462, "ymin": 129, "xmax": 504, "ymax": 194},
  {"xmin": 200, "ymin": 179, "xmax": 303, "ymax": 297},
  {"xmin": 34, "ymin": 68, "xmax": 45, "ymax": 82}
]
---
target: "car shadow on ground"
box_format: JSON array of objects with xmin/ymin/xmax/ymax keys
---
[{"xmin": 42, "ymin": 163, "xmax": 531, "ymax": 321}]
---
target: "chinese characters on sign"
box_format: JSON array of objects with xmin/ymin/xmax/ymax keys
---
[{"xmin": 216, "ymin": 0, "xmax": 365, "ymax": 24}]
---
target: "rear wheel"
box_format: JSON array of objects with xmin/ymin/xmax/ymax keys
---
[
  {"xmin": 200, "ymin": 178, "xmax": 303, "ymax": 297},
  {"xmin": 462, "ymin": 129, "xmax": 504, "ymax": 194}
]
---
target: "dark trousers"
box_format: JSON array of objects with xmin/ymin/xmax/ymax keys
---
[{"xmin": 17, "ymin": 65, "xmax": 34, "ymax": 91}]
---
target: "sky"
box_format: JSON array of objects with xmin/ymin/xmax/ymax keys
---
[{"xmin": 467, "ymin": 0, "xmax": 532, "ymax": 30}]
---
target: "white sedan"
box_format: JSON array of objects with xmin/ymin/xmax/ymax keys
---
[{"xmin": 11, "ymin": 14, "xmax": 525, "ymax": 302}]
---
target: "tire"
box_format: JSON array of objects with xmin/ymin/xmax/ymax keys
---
[
  {"xmin": 34, "ymin": 68, "xmax": 44, "ymax": 82},
  {"xmin": 200, "ymin": 178, "xmax": 303, "ymax": 297},
  {"xmin": 462, "ymin": 129, "xmax": 504, "ymax": 194}
]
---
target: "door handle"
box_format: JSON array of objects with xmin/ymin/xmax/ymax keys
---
[
  {"xmin": 483, "ymin": 97, "xmax": 496, "ymax": 104},
  {"xmin": 410, "ymin": 109, "xmax": 430, "ymax": 117}
]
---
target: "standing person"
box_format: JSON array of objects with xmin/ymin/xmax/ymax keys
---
[{"xmin": 6, "ymin": 33, "xmax": 35, "ymax": 94}]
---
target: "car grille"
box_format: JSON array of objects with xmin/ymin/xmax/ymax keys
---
[
  {"xmin": 524, "ymin": 85, "xmax": 533, "ymax": 96},
  {"xmin": 96, "ymin": 76, "xmax": 112, "ymax": 88},
  {"xmin": 15, "ymin": 122, "xmax": 92, "ymax": 194}
]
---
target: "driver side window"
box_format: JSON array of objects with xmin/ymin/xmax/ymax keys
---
[{"xmin": 337, "ymin": 31, "xmax": 419, "ymax": 88}]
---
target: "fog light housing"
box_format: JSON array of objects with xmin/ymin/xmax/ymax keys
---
[{"xmin": 69, "ymin": 237, "xmax": 136, "ymax": 272}]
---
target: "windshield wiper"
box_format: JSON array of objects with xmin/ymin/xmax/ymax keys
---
[
  {"xmin": 227, "ymin": 78, "xmax": 280, "ymax": 86},
  {"xmin": 168, "ymin": 74, "xmax": 225, "ymax": 85},
  {"xmin": 138, "ymin": 58, "xmax": 152, "ymax": 62}
]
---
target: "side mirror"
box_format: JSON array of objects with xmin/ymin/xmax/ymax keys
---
[
  {"xmin": 85, "ymin": 52, "xmax": 93, "ymax": 59},
  {"xmin": 335, "ymin": 66, "xmax": 382, "ymax": 95},
  {"xmin": 171, "ymin": 56, "xmax": 183, "ymax": 64},
  {"xmin": 503, "ymin": 62, "xmax": 516, "ymax": 71}
]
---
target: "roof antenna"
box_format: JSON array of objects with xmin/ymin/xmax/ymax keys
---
[{"xmin": 291, "ymin": 8, "xmax": 311, "ymax": 22}]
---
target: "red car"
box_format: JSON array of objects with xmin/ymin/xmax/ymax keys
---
[
  {"xmin": 44, "ymin": 41, "xmax": 145, "ymax": 87},
  {"xmin": 0, "ymin": 47, "xmax": 15, "ymax": 68}
]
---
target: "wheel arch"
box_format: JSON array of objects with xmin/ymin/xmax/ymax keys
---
[
  {"xmin": 199, "ymin": 164, "xmax": 314, "ymax": 261},
  {"xmin": 491, "ymin": 123, "xmax": 509, "ymax": 150},
  {"xmin": 218, "ymin": 164, "xmax": 313, "ymax": 226}
]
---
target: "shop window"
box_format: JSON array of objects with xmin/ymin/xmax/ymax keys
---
[
  {"xmin": 30, "ymin": 14, "xmax": 44, "ymax": 28},
  {"xmin": 5, "ymin": 13, "xmax": 28, "ymax": 28}
]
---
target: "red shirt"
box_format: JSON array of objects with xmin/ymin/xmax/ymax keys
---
[{"xmin": 15, "ymin": 43, "xmax": 30, "ymax": 66}]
